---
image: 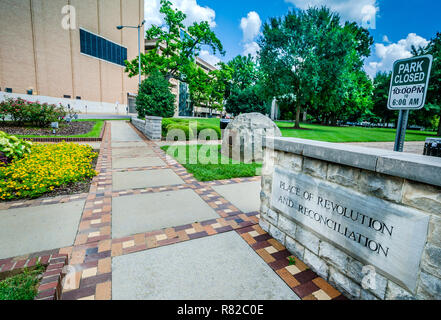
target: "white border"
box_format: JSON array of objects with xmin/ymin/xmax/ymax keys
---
[{"xmin": 387, "ymin": 54, "xmax": 433, "ymax": 110}]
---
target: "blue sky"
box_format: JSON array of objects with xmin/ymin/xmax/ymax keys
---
[{"xmin": 145, "ymin": 0, "xmax": 441, "ymax": 77}]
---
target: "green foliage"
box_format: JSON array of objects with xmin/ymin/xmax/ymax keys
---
[
  {"xmin": 162, "ymin": 118, "xmax": 221, "ymax": 140},
  {"xmin": 161, "ymin": 144, "xmax": 261, "ymax": 181},
  {"xmin": 225, "ymin": 85, "xmax": 269, "ymax": 115},
  {"xmin": 0, "ymin": 98, "xmax": 67, "ymax": 127},
  {"xmin": 0, "ymin": 131, "xmax": 32, "ymax": 161},
  {"xmin": 371, "ymin": 72, "xmax": 396, "ymax": 125},
  {"xmin": 136, "ymin": 71, "xmax": 176, "ymax": 118},
  {"xmin": 259, "ymin": 7, "xmax": 373, "ymax": 127},
  {"xmin": 0, "ymin": 143, "xmax": 98, "ymax": 200},
  {"xmin": 0, "ymin": 263, "xmax": 45, "ymax": 300},
  {"xmin": 411, "ymin": 32, "xmax": 441, "ymax": 134},
  {"xmin": 226, "ymin": 55, "xmax": 262, "ymax": 93},
  {"xmin": 125, "ymin": 0, "xmax": 224, "ymax": 83}
]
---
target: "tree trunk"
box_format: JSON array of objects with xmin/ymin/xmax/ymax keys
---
[
  {"xmin": 437, "ymin": 115, "xmax": 441, "ymax": 137},
  {"xmin": 295, "ymin": 104, "xmax": 301, "ymax": 128}
]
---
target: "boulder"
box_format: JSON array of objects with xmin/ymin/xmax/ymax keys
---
[{"xmin": 221, "ymin": 113, "xmax": 282, "ymax": 163}]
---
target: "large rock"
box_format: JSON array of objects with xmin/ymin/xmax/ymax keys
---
[{"xmin": 221, "ymin": 113, "xmax": 282, "ymax": 163}]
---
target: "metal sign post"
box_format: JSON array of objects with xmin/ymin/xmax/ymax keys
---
[
  {"xmin": 394, "ymin": 110, "xmax": 409, "ymax": 152},
  {"xmin": 388, "ymin": 55, "xmax": 433, "ymax": 152}
]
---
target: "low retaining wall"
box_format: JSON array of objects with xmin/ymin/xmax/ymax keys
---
[
  {"xmin": 260, "ymin": 137, "xmax": 441, "ymax": 300},
  {"xmin": 131, "ymin": 116, "xmax": 162, "ymax": 141}
]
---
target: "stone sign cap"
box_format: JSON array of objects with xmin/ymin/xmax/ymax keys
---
[{"xmin": 264, "ymin": 137, "xmax": 441, "ymax": 187}]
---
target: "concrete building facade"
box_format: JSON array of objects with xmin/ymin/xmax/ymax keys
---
[{"xmin": 0, "ymin": 0, "xmax": 144, "ymax": 113}]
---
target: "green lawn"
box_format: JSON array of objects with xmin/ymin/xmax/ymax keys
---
[
  {"xmin": 0, "ymin": 263, "xmax": 45, "ymax": 300},
  {"xmin": 163, "ymin": 118, "xmax": 437, "ymax": 142},
  {"xmin": 161, "ymin": 144, "xmax": 261, "ymax": 181},
  {"xmin": 276, "ymin": 121, "xmax": 437, "ymax": 142}
]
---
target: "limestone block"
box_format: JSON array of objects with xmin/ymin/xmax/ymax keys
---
[
  {"xmin": 385, "ymin": 281, "xmax": 415, "ymax": 300},
  {"xmin": 277, "ymin": 215, "xmax": 296, "ymax": 235},
  {"xmin": 285, "ymin": 235, "xmax": 305, "ymax": 259},
  {"xmin": 319, "ymin": 242, "xmax": 349, "ymax": 271},
  {"xmin": 428, "ymin": 215, "xmax": 441, "ymax": 247},
  {"xmin": 421, "ymin": 243, "xmax": 441, "ymax": 279},
  {"xmin": 304, "ymin": 249, "xmax": 329, "ymax": 279},
  {"xmin": 261, "ymin": 207, "xmax": 278, "ymax": 225},
  {"xmin": 259, "ymin": 219, "xmax": 270, "ymax": 233},
  {"xmin": 360, "ymin": 290, "xmax": 379, "ymax": 300},
  {"xmin": 278, "ymin": 152, "xmax": 303, "ymax": 172},
  {"xmin": 294, "ymin": 226, "xmax": 320, "ymax": 255},
  {"xmin": 329, "ymin": 268, "xmax": 361, "ymax": 299},
  {"xmin": 303, "ymin": 157, "xmax": 328, "ymax": 180},
  {"xmin": 416, "ymin": 272, "xmax": 441, "ymax": 300},
  {"xmin": 402, "ymin": 180, "xmax": 441, "ymax": 215},
  {"xmin": 269, "ymin": 224, "xmax": 286, "ymax": 245},
  {"xmin": 358, "ymin": 170, "xmax": 404, "ymax": 203},
  {"xmin": 345, "ymin": 258, "xmax": 387, "ymax": 299},
  {"xmin": 327, "ymin": 163, "xmax": 361, "ymax": 188}
]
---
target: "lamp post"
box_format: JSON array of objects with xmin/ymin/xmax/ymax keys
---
[{"xmin": 116, "ymin": 20, "xmax": 145, "ymax": 88}]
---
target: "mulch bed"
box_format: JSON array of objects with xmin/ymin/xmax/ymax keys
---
[{"xmin": 0, "ymin": 121, "xmax": 95, "ymax": 136}]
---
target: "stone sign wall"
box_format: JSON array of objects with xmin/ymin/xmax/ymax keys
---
[{"xmin": 260, "ymin": 137, "xmax": 441, "ymax": 300}]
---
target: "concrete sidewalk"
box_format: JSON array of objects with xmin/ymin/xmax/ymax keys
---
[{"xmin": 0, "ymin": 120, "xmax": 344, "ymax": 301}]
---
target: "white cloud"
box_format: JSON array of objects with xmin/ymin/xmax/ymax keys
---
[
  {"xmin": 239, "ymin": 12, "xmax": 262, "ymax": 57},
  {"xmin": 382, "ymin": 35, "xmax": 391, "ymax": 43},
  {"xmin": 145, "ymin": 0, "xmax": 216, "ymax": 28},
  {"xmin": 243, "ymin": 42, "xmax": 260, "ymax": 58},
  {"xmin": 240, "ymin": 11, "xmax": 262, "ymax": 42},
  {"xmin": 365, "ymin": 33, "xmax": 429, "ymax": 78},
  {"xmin": 285, "ymin": 0, "xmax": 379, "ymax": 28},
  {"xmin": 199, "ymin": 50, "xmax": 221, "ymax": 67}
]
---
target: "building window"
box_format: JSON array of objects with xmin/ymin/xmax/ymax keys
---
[
  {"xmin": 27, "ymin": 89, "xmax": 33, "ymax": 95},
  {"xmin": 80, "ymin": 28, "xmax": 127, "ymax": 67},
  {"xmin": 63, "ymin": 95, "xmax": 71, "ymax": 99},
  {"xmin": 5, "ymin": 88, "xmax": 12, "ymax": 93},
  {"xmin": 76, "ymin": 96, "xmax": 81, "ymax": 100}
]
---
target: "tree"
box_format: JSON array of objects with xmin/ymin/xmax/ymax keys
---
[
  {"xmin": 136, "ymin": 71, "xmax": 176, "ymax": 118},
  {"xmin": 258, "ymin": 7, "xmax": 373, "ymax": 128},
  {"xmin": 227, "ymin": 55, "xmax": 261, "ymax": 92},
  {"xmin": 125, "ymin": 0, "xmax": 224, "ymax": 83},
  {"xmin": 412, "ymin": 32, "xmax": 441, "ymax": 135},
  {"xmin": 186, "ymin": 62, "xmax": 231, "ymax": 115},
  {"xmin": 225, "ymin": 85, "xmax": 269, "ymax": 116},
  {"xmin": 371, "ymin": 72, "xmax": 396, "ymax": 126}
]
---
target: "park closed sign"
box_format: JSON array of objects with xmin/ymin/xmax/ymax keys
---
[{"xmin": 388, "ymin": 55, "xmax": 433, "ymax": 110}]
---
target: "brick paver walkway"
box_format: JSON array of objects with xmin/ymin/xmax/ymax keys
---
[{"xmin": 0, "ymin": 121, "xmax": 346, "ymax": 300}]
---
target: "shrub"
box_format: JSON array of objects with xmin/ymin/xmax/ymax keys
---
[
  {"xmin": 0, "ymin": 98, "xmax": 67, "ymax": 127},
  {"xmin": 163, "ymin": 121, "xmax": 221, "ymax": 141},
  {"xmin": 0, "ymin": 143, "xmax": 98, "ymax": 200},
  {"xmin": 0, "ymin": 131, "xmax": 32, "ymax": 161},
  {"xmin": 136, "ymin": 71, "xmax": 176, "ymax": 118}
]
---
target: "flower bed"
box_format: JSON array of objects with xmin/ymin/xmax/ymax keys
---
[
  {"xmin": 0, "ymin": 98, "xmax": 67, "ymax": 127},
  {"xmin": 0, "ymin": 143, "xmax": 98, "ymax": 201}
]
